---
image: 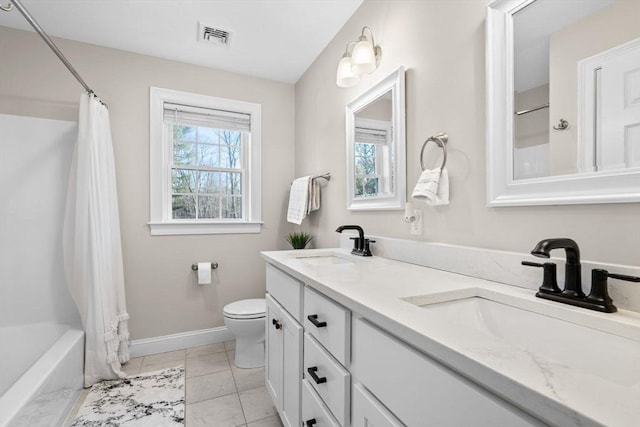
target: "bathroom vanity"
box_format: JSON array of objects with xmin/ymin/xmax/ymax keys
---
[{"xmin": 262, "ymin": 247, "xmax": 640, "ymax": 427}]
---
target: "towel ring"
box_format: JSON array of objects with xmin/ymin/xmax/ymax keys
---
[{"xmin": 420, "ymin": 132, "xmax": 448, "ymax": 171}]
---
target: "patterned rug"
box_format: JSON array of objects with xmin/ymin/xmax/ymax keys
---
[{"xmin": 71, "ymin": 366, "xmax": 185, "ymax": 426}]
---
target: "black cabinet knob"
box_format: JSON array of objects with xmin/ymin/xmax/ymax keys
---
[
  {"xmin": 272, "ymin": 318, "xmax": 282, "ymax": 330},
  {"xmin": 305, "ymin": 419, "xmax": 317, "ymax": 427}
]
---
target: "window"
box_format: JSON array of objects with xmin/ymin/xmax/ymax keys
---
[
  {"xmin": 354, "ymin": 118, "xmax": 392, "ymax": 198},
  {"xmin": 149, "ymin": 87, "xmax": 262, "ymax": 235}
]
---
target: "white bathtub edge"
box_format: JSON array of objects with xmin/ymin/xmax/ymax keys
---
[{"xmin": 0, "ymin": 329, "xmax": 83, "ymax": 427}]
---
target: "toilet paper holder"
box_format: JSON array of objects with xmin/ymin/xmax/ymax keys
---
[{"xmin": 191, "ymin": 262, "xmax": 219, "ymax": 271}]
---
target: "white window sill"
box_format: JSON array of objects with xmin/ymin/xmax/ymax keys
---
[{"xmin": 148, "ymin": 221, "xmax": 263, "ymax": 236}]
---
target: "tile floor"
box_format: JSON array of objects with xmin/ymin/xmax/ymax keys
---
[{"xmin": 66, "ymin": 340, "xmax": 283, "ymax": 427}]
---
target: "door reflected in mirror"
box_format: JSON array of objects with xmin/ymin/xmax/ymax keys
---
[
  {"xmin": 512, "ymin": 0, "xmax": 640, "ymax": 181},
  {"xmin": 346, "ymin": 67, "xmax": 405, "ymax": 210}
]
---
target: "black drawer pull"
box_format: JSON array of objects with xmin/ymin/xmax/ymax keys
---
[
  {"xmin": 307, "ymin": 366, "xmax": 327, "ymax": 384},
  {"xmin": 307, "ymin": 314, "xmax": 327, "ymax": 328},
  {"xmin": 272, "ymin": 318, "xmax": 282, "ymax": 330},
  {"xmin": 305, "ymin": 419, "xmax": 317, "ymax": 427}
]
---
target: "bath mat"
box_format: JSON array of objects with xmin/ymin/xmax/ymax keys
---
[{"xmin": 70, "ymin": 366, "xmax": 185, "ymax": 426}]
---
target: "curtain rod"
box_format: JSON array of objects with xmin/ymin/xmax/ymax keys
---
[{"xmin": 2, "ymin": 0, "xmax": 103, "ymax": 103}]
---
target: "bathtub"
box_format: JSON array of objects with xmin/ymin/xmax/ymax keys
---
[{"xmin": 0, "ymin": 323, "xmax": 84, "ymax": 427}]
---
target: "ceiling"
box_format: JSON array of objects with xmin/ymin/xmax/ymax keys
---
[{"xmin": 0, "ymin": 0, "xmax": 363, "ymax": 84}]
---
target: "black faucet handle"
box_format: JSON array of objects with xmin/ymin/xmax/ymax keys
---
[
  {"xmin": 588, "ymin": 269, "xmax": 640, "ymax": 313},
  {"xmin": 606, "ymin": 272, "xmax": 640, "ymax": 282},
  {"xmin": 522, "ymin": 261, "xmax": 544, "ymax": 268},
  {"xmin": 362, "ymin": 239, "xmax": 375, "ymax": 257},
  {"xmin": 522, "ymin": 261, "xmax": 560, "ymax": 294}
]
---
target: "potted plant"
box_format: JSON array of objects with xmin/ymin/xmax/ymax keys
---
[{"xmin": 286, "ymin": 231, "xmax": 313, "ymax": 249}]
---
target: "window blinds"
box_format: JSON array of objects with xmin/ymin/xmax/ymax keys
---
[
  {"xmin": 164, "ymin": 102, "xmax": 251, "ymax": 132},
  {"xmin": 355, "ymin": 127, "xmax": 388, "ymax": 144}
]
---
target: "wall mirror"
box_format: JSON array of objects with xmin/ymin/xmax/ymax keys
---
[
  {"xmin": 346, "ymin": 66, "xmax": 406, "ymax": 210},
  {"xmin": 487, "ymin": 0, "xmax": 640, "ymax": 206}
]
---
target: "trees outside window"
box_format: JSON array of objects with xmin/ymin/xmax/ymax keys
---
[{"xmin": 170, "ymin": 125, "xmax": 244, "ymax": 220}]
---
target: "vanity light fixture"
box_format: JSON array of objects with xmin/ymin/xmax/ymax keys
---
[
  {"xmin": 336, "ymin": 27, "xmax": 382, "ymax": 87},
  {"xmin": 336, "ymin": 42, "xmax": 361, "ymax": 88}
]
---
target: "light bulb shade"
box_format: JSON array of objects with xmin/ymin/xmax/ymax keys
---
[
  {"xmin": 336, "ymin": 56, "xmax": 360, "ymax": 87},
  {"xmin": 351, "ymin": 39, "xmax": 377, "ymax": 74}
]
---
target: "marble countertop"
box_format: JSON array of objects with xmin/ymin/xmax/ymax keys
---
[{"xmin": 262, "ymin": 248, "xmax": 640, "ymax": 427}]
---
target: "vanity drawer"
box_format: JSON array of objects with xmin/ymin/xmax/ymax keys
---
[
  {"xmin": 302, "ymin": 379, "xmax": 341, "ymax": 427},
  {"xmin": 266, "ymin": 264, "xmax": 303, "ymax": 322},
  {"xmin": 304, "ymin": 333, "xmax": 350, "ymax": 426},
  {"xmin": 352, "ymin": 383, "xmax": 404, "ymax": 427},
  {"xmin": 351, "ymin": 318, "xmax": 543, "ymax": 427},
  {"xmin": 304, "ymin": 286, "xmax": 351, "ymax": 365}
]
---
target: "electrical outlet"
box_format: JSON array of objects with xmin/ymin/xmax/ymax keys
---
[{"xmin": 410, "ymin": 210, "xmax": 423, "ymax": 235}]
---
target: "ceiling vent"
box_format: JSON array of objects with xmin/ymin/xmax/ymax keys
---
[{"xmin": 198, "ymin": 22, "xmax": 232, "ymax": 46}]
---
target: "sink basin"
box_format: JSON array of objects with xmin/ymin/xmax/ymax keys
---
[
  {"xmin": 293, "ymin": 252, "xmax": 354, "ymax": 266},
  {"xmin": 403, "ymin": 289, "xmax": 640, "ymax": 388}
]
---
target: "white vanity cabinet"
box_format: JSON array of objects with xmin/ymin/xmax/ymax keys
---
[
  {"xmin": 265, "ymin": 265, "xmax": 303, "ymax": 427},
  {"xmin": 266, "ymin": 262, "xmax": 540, "ymax": 427}
]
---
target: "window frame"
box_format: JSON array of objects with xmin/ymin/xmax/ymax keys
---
[{"xmin": 149, "ymin": 87, "xmax": 262, "ymax": 235}]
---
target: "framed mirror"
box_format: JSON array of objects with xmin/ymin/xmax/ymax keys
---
[
  {"xmin": 346, "ymin": 66, "xmax": 406, "ymax": 210},
  {"xmin": 487, "ymin": 0, "xmax": 640, "ymax": 206}
]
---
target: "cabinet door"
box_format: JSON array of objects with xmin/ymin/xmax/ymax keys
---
[
  {"xmin": 265, "ymin": 294, "xmax": 283, "ymax": 410},
  {"xmin": 352, "ymin": 383, "xmax": 404, "ymax": 427},
  {"xmin": 280, "ymin": 301, "xmax": 303, "ymax": 427}
]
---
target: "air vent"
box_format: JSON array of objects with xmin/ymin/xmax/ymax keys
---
[{"xmin": 198, "ymin": 22, "xmax": 232, "ymax": 46}]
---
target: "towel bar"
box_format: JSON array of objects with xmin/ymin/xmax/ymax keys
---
[
  {"xmin": 313, "ymin": 173, "xmax": 331, "ymax": 182},
  {"xmin": 290, "ymin": 173, "xmax": 331, "ymax": 185},
  {"xmin": 420, "ymin": 133, "xmax": 448, "ymax": 171}
]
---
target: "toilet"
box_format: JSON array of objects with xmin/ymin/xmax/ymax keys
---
[{"xmin": 223, "ymin": 298, "xmax": 266, "ymax": 368}]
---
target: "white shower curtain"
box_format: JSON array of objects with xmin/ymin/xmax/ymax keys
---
[{"xmin": 64, "ymin": 93, "xmax": 130, "ymax": 387}]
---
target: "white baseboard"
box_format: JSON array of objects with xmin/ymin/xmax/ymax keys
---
[{"xmin": 129, "ymin": 326, "xmax": 234, "ymax": 358}]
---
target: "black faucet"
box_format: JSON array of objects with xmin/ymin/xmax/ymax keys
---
[
  {"xmin": 335, "ymin": 225, "xmax": 373, "ymax": 256},
  {"xmin": 523, "ymin": 238, "xmax": 640, "ymax": 313},
  {"xmin": 531, "ymin": 238, "xmax": 583, "ymax": 298}
]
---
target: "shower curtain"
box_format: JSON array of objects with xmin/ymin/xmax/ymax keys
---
[{"xmin": 63, "ymin": 93, "xmax": 130, "ymax": 387}]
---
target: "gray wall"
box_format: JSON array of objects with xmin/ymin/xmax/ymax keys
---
[
  {"xmin": 294, "ymin": 0, "xmax": 639, "ymax": 266},
  {"xmin": 0, "ymin": 26, "xmax": 295, "ymax": 340}
]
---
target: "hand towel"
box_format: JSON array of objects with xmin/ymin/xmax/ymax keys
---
[
  {"xmin": 411, "ymin": 168, "xmax": 449, "ymax": 205},
  {"xmin": 287, "ymin": 176, "xmax": 312, "ymax": 224},
  {"xmin": 307, "ymin": 178, "xmax": 321, "ymax": 214}
]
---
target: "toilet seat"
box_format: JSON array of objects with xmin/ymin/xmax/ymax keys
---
[{"xmin": 223, "ymin": 298, "xmax": 266, "ymax": 320}]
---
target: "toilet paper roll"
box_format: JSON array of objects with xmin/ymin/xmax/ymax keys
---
[{"xmin": 197, "ymin": 262, "xmax": 211, "ymax": 285}]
